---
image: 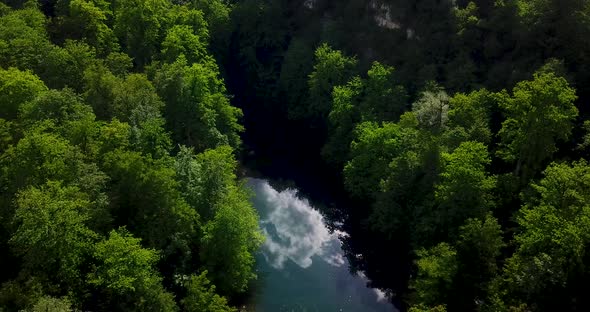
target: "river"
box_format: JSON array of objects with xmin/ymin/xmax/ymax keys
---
[{"xmin": 246, "ymin": 178, "xmax": 397, "ymax": 312}]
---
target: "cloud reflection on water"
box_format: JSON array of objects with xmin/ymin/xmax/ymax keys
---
[{"xmin": 249, "ymin": 179, "xmax": 346, "ymax": 269}]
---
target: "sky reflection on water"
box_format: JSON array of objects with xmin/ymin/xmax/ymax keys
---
[{"xmin": 248, "ymin": 179, "xmax": 396, "ymax": 312}]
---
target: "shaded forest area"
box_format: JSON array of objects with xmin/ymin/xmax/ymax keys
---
[{"xmin": 223, "ymin": 0, "xmax": 590, "ymax": 311}]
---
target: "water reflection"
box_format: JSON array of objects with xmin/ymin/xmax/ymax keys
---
[{"xmin": 248, "ymin": 179, "xmax": 396, "ymax": 312}]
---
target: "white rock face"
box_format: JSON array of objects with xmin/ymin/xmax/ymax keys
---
[
  {"xmin": 304, "ymin": 0, "xmax": 316, "ymax": 9},
  {"xmin": 370, "ymin": 0, "xmax": 401, "ymax": 29}
]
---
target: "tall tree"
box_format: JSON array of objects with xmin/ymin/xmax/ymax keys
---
[
  {"xmin": 0, "ymin": 67, "xmax": 47, "ymax": 119},
  {"xmin": 412, "ymin": 87, "xmax": 450, "ymax": 133},
  {"xmin": 88, "ymin": 229, "xmax": 177, "ymax": 311},
  {"xmin": 306, "ymin": 43, "xmax": 357, "ymax": 123},
  {"xmin": 411, "ymin": 242, "xmax": 457, "ymax": 310},
  {"xmin": 497, "ymin": 72, "xmax": 578, "ymax": 181},
  {"xmin": 153, "ymin": 58, "xmax": 242, "ymax": 150},
  {"xmin": 200, "ymin": 184, "xmax": 263, "ymax": 295},
  {"xmin": 502, "ymin": 160, "xmax": 590, "ymax": 310},
  {"xmin": 112, "ymin": 0, "xmax": 170, "ymax": 66},
  {"xmin": 443, "ymin": 89, "xmax": 494, "ymax": 148},
  {"xmin": 452, "ymin": 214, "xmax": 504, "ymax": 310},
  {"xmin": 434, "ymin": 141, "xmax": 495, "ymax": 238},
  {"xmin": 10, "ymin": 181, "xmax": 97, "ymax": 289},
  {"xmin": 0, "ymin": 6, "xmax": 52, "ymax": 72},
  {"xmin": 180, "ymin": 271, "xmax": 236, "ymax": 312},
  {"xmin": 362, "ymin": 62, "xmax": 408, "ymax": 122},
  {"xmin": 102, "ymin": 149, "xmax": 198, "ymax": 257},
  {"xmin": 323, "ymin": 76, "xmax": 363, "ymax": 165}
]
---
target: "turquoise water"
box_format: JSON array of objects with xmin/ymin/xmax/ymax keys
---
[{"xmin": 247, "ymin": 179, "xmax": 397, "ymax": 312}]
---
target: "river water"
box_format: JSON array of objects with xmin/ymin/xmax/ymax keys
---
[{"xmin": 247, "ymin": 178, "xmax": 397, "ymax": 312}]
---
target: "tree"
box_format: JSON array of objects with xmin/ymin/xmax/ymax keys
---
[
  {"xmin": 164, "ymin": 4, "xmax": 209, "ymax": 44},
  {"xmin": 36, "ymin": 40, "xmax": 99, "ymax": 92},
  {"xmin": 411, "ymin": 243, "xmax": 457, "ymax": 308},
  {"xmin": 0, "ymin": 118, "xmax": 12, "ymax": 153},
  {"xmin": 64, "ymin": 0, "xmax": 118, "ymax": 55},
  {"xmin": 343, "ymin": 121, "xmax": 403, "ymax": 199},
  {"xmin": 190, "ymin": 0, "xmax": 231, "ymax": 61},
  {"xmin": 412, "ymin": 86, "xmax": 450, "ymax": 132},
  {"xmin": 174, "ymin": 146, "xmax": 202, "ymax": 208},
  {"xmin": 306, "ymin": 44, "xmax": 357, "ymax": 123},
  {"xmin": 95, "ymin": 119, "xmax": 131, "ymax": 155},
  {"xmin": 88, "ymin": 229, "xmax": 177, "ymax": 312},
  {"xmin": 323, "ymin": 76, "xmax": 363, "ymax": 165},
  {"xmin": 112, "ymin": 0, "xmax": 170, "ymax": 67},
  {"xmin": 502, "ymin": 160, "xmax": 590, "ymax": 309},
  {"xmin": 1, "ymin": 129, "xmax": 82, "ymax": 194},
  {"xmin": 105, "ymin": 52, "xmax": 133, "ymax": 77},
  {"xmin": 515, "ymin": 0, "xmax": 590, "ymax": 85},
  {"xmin": 200, "ymin": 185, "xmax": 263, "ymax": 295},
  {"xmin": 0, "ymin": 1, "xmax": 260, "ymax": 310},
  {"xmin": 129, "ymin": 117, "xmax": 172, "ymax": 159},
  {"xmin": 102, "ymin": 150, "xmax": 198, "ymax": 256},
  {"xmin": 174, "ymin": 146, "xmax": 263, "ymax": 295},
  {"xmin": 362, "ymin": 62, "xmax": 408, "ymax": 122},
  {"xmin": 0, "ymin": 2, "xmax": 9, "ymax": 14},
  {"xmin": 443, "ymin": 89, "xmax": 494, "ymax": 148},
  {"xmin": 29, "ymin": 296, "xmax": 72, "ymax": 312},
  {"xmin": 175, "ymin": 146, "xmax": 235, "ymax": 221},
  {"xmin": 409, "ymin": 305, "xmax": 448, "ymax": 312},
  {"xmin": 363, "ymin": 112, "xmax": 444, "ymax": 246},
  {"xmin": 18, "ymin": 87, "xmax": 101, "ymax": 158},
  {"xmin": 161, "ymin": 4, "xmax": 210, "ymax": 64},
  {"xmin": 497, "ymin": 73, "xmax": 578, "ymax": 180},
  {"xmin": 452, "ymin": 214, "xmax": 505, "ymax": 310},
  {"xmin": 324, "ymin": 61, "xmax": 409, "ymax": 165},
  {"xmin": 82, "ymin": 63, "xmax": 119, "ymax": 120},
  {"xmin": 112, "ymin": 74, "xmax": 164, "ymax": 126},
  {"xmin": 83, "ymin": 66, "xmax": 164, "ymax": 125},
  {"xmin": 0, "ymin": 6, "xmax": 53, "ymax": 72},
  {"xmin": 181, "ymin": 272, "xmax": 236, "ymax": 312},
  {"xmin": 153, "ymin": 58, "xmax": 242, "ymax": 150},
  {"xmin": 0, "ymin": 67, "xmax": 47, "ymax": 119},
  {"xmin": 19, "ymin": 88, "xmax": 94, "ymax": 129},
  {"xmin": 579, "ymin": 120, "xmax": 590, "ymax": 151},
  {"xmin": 161, "ymin": 25, "xmax": 208, "ymax": 64},
  {"xmin": 10, "ymin": 181, "xmax": 97, "ymax": 288},
  {"xmin": 434, "ymin": 141, "xmax": 495, "ymax": 238}
]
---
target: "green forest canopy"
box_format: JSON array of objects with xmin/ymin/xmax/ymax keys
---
[
  {"xmin": 1, "ymin": 0, "xmax": 590, "ymax": 311},
  {"xmin": 0, "ymin": 0, "xmax": 260, "ymax": 311}
]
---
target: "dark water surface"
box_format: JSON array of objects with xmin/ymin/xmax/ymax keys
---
[{"xmin": 247, "ymin": 178, "xmax": 397, "ymax": 312}]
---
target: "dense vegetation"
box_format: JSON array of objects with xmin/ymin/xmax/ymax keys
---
[
  {"xmin": 221, "ymin": 0, "xmax": 590, "ymax": 311},
  {"xmin": 0, "ymin": 0, "xmax": 263, "ymax": 311},
  {"xmin": 2, "ymin": 0, "xmax": 590, "ymax": 311}
]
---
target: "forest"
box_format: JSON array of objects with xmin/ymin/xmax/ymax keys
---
[{"xmin": 1, "ymin": 0, "xmax": 590, "ymax": 311}]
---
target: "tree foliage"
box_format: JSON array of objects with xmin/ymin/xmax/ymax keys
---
[
  {"xmin": 306, "ymin": 43, "xmax": 357, "ymax": 123},
  {"xmin": 89, "ymin": 229, "xmax": 177, "ymax": 311},
  {"xmin": 0, "ymin": 67, "xmax": 47, "ymax": 119},
  {"xmin": 497, "ymin": 73, "xmax": 578, "ymax": 180},
  {"xmin": 11, "ymin": 182, "xmax": 97, "ymax": 287},
  {"xmin": 153, "ymin": 57, "xmax": 243, "ymax": 151},
  {"xmin": 502, "ymin": 161, "xmax": 590, "ymax": 308},
  {"xmin": 2, "ymin": 0, "xmax": 590, "ymax": 310},
  {"xmin": 0, "ymin": 2, "xmax": 259, "ymax": 311},
  {"xmin": 181, "ymin": 272, "xmax": 236, "ymax": 312}
]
